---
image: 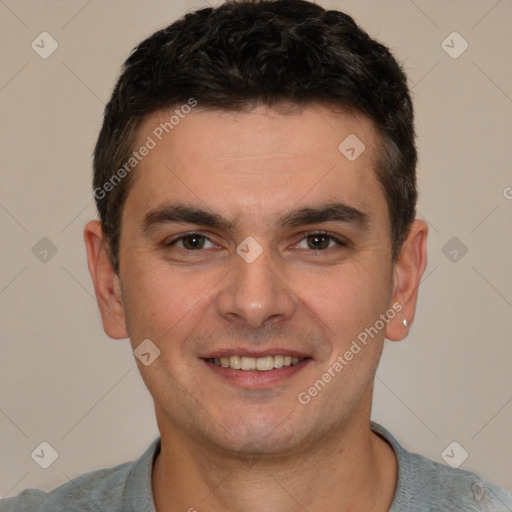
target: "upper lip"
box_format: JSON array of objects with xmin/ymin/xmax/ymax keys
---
[{"xmin": 200, "ymin": 348, "xmax": 311, "ymax": 359}]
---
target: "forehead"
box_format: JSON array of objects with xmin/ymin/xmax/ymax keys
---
[{"xmin": 124, "ymin": 104, "xmax": 387, "ymax": 229}]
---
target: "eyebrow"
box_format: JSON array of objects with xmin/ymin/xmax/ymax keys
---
[
  {"xmin": 142, "ymin": 204, "xmax": 234, "ymax": 233},
  {"xmin": 280, "ymin": 203, "xmax": 370, "ymax": 231},
  {"xmin": 142, "ymin": 202, "xmax": 370, "ymax": 233}
]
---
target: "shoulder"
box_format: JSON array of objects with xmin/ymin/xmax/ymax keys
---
[
  {"xmin": 371, "ymin": 422, "xmax": 512, "ymax": 512},
  {"xmin": 0, "ymin": 439, "xmax": 159, "ymax": 512},
  {"xmin": 404, "ymin": 449, "xmax": 512, "ymax": 511},
  {"xmin": 0, "ymin": 462, "xmax": 131, "ymax": 512}
]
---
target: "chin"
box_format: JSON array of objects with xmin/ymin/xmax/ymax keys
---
[{"xmin": 204, "ymin": 408, "xmax": 312, "ymax": 457}]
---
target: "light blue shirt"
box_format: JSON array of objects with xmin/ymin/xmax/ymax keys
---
[{"xmin": 1, "ymin": 422, "xmax": 511, "ymax": 511}]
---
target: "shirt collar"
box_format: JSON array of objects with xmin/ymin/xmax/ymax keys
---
[{"xmin": 122, "ymin": 437, "xmax": 161, "ymax": 511}]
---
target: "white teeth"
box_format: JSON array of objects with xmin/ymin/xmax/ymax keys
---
[
  {"xmin": 229, "ymin": 355, "xmax": 241, "ymax": 369},
  {"xmin": 256, "ymin": 356, "xmax": 274, "ymax": 371},
  {"xmin": 240, "ymin": 356, "xmax": 256, "ymax": 371},
  {"xmin": 273, "ymin": 355, "xmax": 284, "ymax": 368},
  {"xmin": 208, "ymin": 355, "xmax": 305, "ymax": 371}
]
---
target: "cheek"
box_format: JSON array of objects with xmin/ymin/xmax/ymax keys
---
[
  {"xmin": 296, "ymin": 261, "xmax": 392, "ymax": 341},
  {"xmin": 119, "ymin": 258, "xmax": 223, "ymax": 342}
]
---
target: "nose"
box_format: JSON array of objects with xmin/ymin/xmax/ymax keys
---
[{"xmin": 215, "ymin": 245, "xmax": 298, "ymax": 329}]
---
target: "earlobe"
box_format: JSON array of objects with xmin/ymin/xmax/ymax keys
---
[
  {"xmin": 83, "ymin": 220, "xmax": 128, "ymax": 340},
  {"xmin": 385, "ymin": 219, "xmax": 428, "ymax": 342}
]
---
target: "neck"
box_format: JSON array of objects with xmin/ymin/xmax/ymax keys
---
[{"xmin": 152, "ymin": 415, "xmax": 397, "ymax": 512}]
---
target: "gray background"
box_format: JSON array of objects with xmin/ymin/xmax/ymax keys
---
[{"xmin": 1, "ymin": 0, "xmax": 511, "ymax": 497}]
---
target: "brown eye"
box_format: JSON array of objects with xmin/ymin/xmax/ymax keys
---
[
  {"xmin": 294, "ymin": 232, "xmax": 348, "ymax": 252},
  {"xmin": 174, "ymin": 234, "xmax": 212, "ymax": 250},
  {"xmin": 306, "ymin": 234, "xmax": 333, "ymax": 250},
  {"xmin": 307, "ymin": 235, "xmax": 331, "ymax": 250},
  {"xmin": 182, "ymin": 235, "xmax": 205, "ymax": 250}
]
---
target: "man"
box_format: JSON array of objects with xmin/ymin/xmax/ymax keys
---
[{"xmin": 2, "ymin": 1, "xmax": 511, "ymax": 510}]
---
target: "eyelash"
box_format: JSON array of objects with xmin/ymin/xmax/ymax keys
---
[
  {"xmin": 296, "ymin": 232, "xmax": 348, "ymax": 250},
  {"xmin": 165, "ymin": 231, "xmax": 349, "ymax": 251}
]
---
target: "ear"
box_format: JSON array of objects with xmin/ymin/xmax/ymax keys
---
[
  {"xmin": 83, "ymin": 220, "xmax": 128, "ymax": 339},
  {"xmin": 385, "ymin": 219, "xmax": 428, "ymax": 341}
]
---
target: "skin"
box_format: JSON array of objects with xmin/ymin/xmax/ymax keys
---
[{"xmin": 84, "ymin": 104, "xmax": 428, "ymax": 512}]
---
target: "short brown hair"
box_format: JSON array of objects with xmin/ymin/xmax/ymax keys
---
[{"xmin": 93, "ymin": 0, "xmax": 417, "ymax": 272}]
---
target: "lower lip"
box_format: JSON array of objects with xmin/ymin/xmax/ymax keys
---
[{"xmin": 202, "ymin": 359, "xmax": 311, "ymax": 388}]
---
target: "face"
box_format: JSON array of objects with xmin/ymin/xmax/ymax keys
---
[{"xmin": 87, "ymin": 104, "xmax": 421, "ymax": 455}]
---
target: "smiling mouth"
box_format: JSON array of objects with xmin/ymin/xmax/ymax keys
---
[{"xmin": 204, "ymin": 355, "xmax": 308, "ymax": 372}]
